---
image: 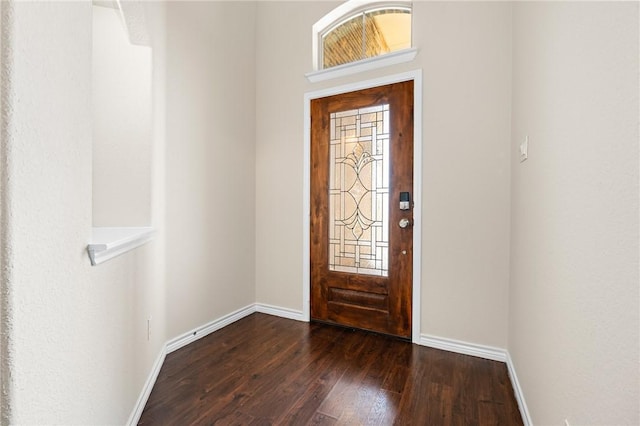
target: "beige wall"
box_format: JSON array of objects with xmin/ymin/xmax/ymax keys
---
[
  {"xmin": 92, "ymin": 6, "xmax": 152, "ymax": 227},
  {"xmin": 417, "ymin": 2, "xmax": 512, "ymax": 346},
  {"xmin": 255, "ymin": 1, "xmax": 333, "ymax": 314},
  {"xmin": 509, "ymin": 2, "xmax": 639, "ymax": 424},
  {"xmin": 165, "ymin": 2, "xmax": 257, "ymax": 338},
  {"xmin": 0, "ymin": 2, "xmax": 167, "ymax": 423},
  {"xmin": 255, "ymin": 1, "xmax": 512, "ymax": 348}
]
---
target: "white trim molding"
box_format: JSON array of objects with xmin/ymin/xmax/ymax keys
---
[
  {"xmin": 255, "ymin": 303, "xmax": 306, "ymax": 322},
  {"xmin": 303, "ymin": 70, "xmax": 423, "ymax": 343},
  {"xmin": 126, "ymin": 348, "xmax": 165, "ymax": 426},
  {"xmin": 306, "ymin": 48, "xmax": 418, "ymax": 83},
  {"xmin": 166, "ymin": 304, "xmax": 256, "ymax": 354},
  {"xmin": 418, "ymin": 334, "xmax": 507, "ymax": 363},
  {"xmin": 506, "ymin": 352, "xmax": 533, "ymax": 426}
]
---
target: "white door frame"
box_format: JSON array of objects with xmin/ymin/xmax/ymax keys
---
[{"xmin": 302, "ymin": 69, "xmax": 423, "ymax": 343}]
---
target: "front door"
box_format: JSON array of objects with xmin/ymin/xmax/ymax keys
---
[{"xmin": 310, "ymin": 81, "xmax": 414, "ymax": 339}]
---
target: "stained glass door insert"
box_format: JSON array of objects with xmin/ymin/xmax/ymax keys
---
[{"xmin": 328, "ymin": 104, "xmax": 390, "ymax": 276}]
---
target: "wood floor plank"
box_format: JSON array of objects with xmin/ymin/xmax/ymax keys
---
[
  {"xmin": 138, "ymin": 313, "xmax": 523, "ymax": 425},
  {"xmin": 365, "ymin": 389, "xmax": 401, "ymax": 426},
  {"xmin": 277, "ymin": 348, "xmax": 350, "ymax": 425},
  {"xmin": 308, "ymin": 412, "xmax": 339, "ymax": 426},
  {"xmin": 267, "ymin": 335, "xmax": 348, "ymax": 423}
]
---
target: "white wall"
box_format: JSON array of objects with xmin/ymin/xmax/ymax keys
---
[
  {"xmin": 92, "ymin": 5, "xmax": 152, "ymax": 227},
  {"xmin": 509, "ymin": 2, "xmax": 639, "ymax": 424},
  {"xmin": 165, "ymin": 1, "xmax": 257, "ymax": 338},
  {"xmin": 0, "ymin": 2, "xmax": 166, "ymax": 423},
  {"xmin": 255, "ymin": 1, "xmax": 512, "ymax": 348}
]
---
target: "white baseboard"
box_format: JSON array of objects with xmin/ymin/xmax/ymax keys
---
[
  {"xmin": 418, "ymin": 333, "xmax": 507, "ymax": 362},
  {"xmin": 255, "ymin": 303, "xmax": 306, "ymax": 322},
  {"xmin": 506, "ymin": 352, "xmax": 532, "ymax": 426},
  {"xmin": 126, "ymin": 348, "xmax": 166, "ymax": 426},
  {"xmin": 166, "ymin": 304, "xmax": 256, "ymax": 353}
]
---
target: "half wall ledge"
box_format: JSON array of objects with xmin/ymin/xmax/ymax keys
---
[{"xmin": 87, "ymin": 227, "xmax": 154, "ymax": 266}]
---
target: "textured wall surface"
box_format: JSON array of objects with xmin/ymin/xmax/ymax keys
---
[
  {"xmin": 509, "ymin": 2, "xmax": 639, "ymax": 424},
  {"xmin": 255, "ymin": 1, "xmax": 513, "ymax": 349},
  {"xmin": 0, "ymin": 2, "xmax": 166, "ymax": 423},
  {"xmin": 165, "ymin": 1, "xmax": 257, "ymax": 338}
]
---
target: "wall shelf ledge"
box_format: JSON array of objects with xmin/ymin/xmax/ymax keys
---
[{"xmin": 87, "ymin": 227, "xmax": 154, "ymax": 266}]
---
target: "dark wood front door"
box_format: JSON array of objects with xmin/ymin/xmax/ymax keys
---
[{"xmin": 310, "ymin": 81, "xmax": 414, "ymax": 339}]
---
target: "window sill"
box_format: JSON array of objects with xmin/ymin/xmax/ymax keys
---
[
  {"xmin": 305, "ymin": 48, "xmax": 418, "ymax": 83},
  {"xmin": 87, "ymin": 227, "xmax": 154, "ymax": 266}
]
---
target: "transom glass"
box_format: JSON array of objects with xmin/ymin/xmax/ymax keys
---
[{"xmin": 322, "ymin": 7, "xmax": 411, "ymax": 69}]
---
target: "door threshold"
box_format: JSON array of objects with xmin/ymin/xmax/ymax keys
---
[{"xmin": 310, "ymin": 319, "xmax": 412, "ymax": 342}]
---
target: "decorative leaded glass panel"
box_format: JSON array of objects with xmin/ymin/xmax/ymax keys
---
[{"xmin": 329, "ymin": 104, "xmax": 390, "ymax": 276}]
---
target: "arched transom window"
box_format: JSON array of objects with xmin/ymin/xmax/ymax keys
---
[{"xmin": 314, "ymin": 1, "xmax": 412, "ymax": 71}]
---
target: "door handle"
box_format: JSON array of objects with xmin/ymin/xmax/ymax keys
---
[{"xmin": 399, "ymin": 218, "xmax": 411, "ymax": 228}]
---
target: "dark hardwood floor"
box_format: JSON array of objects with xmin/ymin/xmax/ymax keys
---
[{"xmin": 139, "ymin": 313, "xmax": 523, "ymax": 425}]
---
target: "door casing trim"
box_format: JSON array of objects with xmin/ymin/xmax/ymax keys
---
[{"xmin": 303, "ymin": 69, "xmax": 423, "ymax": 343}]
